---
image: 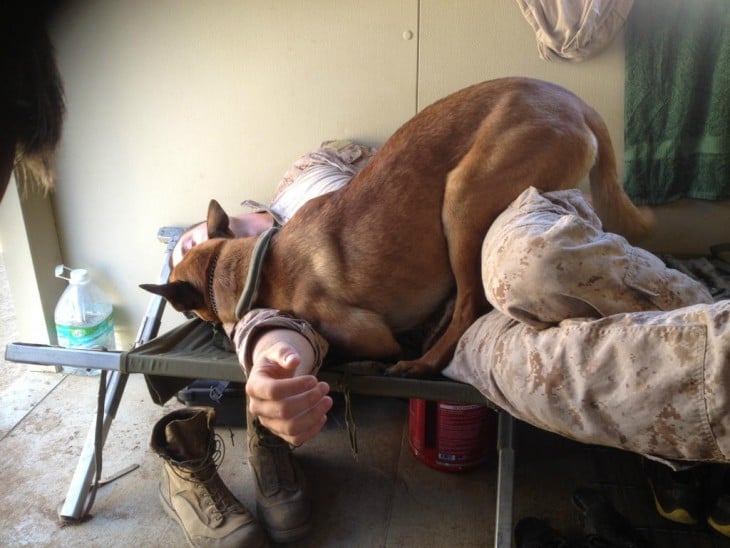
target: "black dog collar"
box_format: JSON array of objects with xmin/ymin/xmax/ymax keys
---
[{"xmin": 235, "ymin": 224, "xmax": 280, "ymax": 320}]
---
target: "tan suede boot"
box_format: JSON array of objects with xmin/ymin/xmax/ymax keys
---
[
  {"xmin": 247, "ymin": 408, "xmax": 312, "ymax": 543},
  {"xmin": 151, "ymin": 407, "xmax": 267, "ymax": 547}
]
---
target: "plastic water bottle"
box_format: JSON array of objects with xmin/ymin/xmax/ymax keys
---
[{"xmin": 54, "ymin": 265, "xmax": 115, "ymax": 370}]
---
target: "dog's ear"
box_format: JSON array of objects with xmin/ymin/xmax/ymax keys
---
[
  {"xmin": 207, "ymin": 199, "xmax": 235, "ymax": 239},
  {"xmin": 139, "ymin": 281, "xmax": 206, "ymax": 312}
]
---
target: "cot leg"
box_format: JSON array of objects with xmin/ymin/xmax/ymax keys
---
[
  {"xmin": 58, "ymin": 226, "xmax": 183, "ymax": 521},
  {"xmin": 59, "ymin": 371, "xmax": 128, "ymax": 521},
  {"xmin": 494, "ymin": 411, "xmax": 515, "ymax": 548}
]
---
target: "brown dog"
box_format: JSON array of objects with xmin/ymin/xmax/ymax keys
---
[{"xmin": 142, "ymin": 77, "xmax": 651, "ymax": 377}]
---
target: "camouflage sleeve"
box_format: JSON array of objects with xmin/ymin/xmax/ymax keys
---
[
  {"xmin": 228, "ymin": 309, "xmax": 329, "ymax": 378},
  {"xmin": 270, "ymin": 140, "xmax": 377, "ymax": 203}
]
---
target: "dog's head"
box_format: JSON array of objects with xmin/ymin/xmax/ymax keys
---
[{"xmin": 140, "ymin": 200, "xmax": 236, "ymax": 323}]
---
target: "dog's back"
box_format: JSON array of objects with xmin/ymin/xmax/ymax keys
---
[
  {"xmin": 275, "ymin": 78, "xmax": 649, "ymax": 342},
  {"xmin": 146, "ymin": 77, "xmax": 651, "ymax": 376}
]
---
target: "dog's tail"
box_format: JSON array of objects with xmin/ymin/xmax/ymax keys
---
[{"xmin": 585, "ymin": 109, "xmax": 654, "ymax": 242}]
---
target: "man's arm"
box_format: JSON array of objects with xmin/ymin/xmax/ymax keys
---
[
  {"xmin": 228, "ymin": 310, "xmax": 332, "ymax": 446},
  {"xmin": 246, "ymin": 329, "xmax": 333, "ymax": 445}
]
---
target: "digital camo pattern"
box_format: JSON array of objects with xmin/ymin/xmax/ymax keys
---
[{"xmin": 444, "ymin": 188, "xmax": 729, "ymax": 466}]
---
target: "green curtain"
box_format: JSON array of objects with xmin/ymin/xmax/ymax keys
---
[{"xmin": 624, "ymin": 0, "xmax": 730, "ymax": 205}]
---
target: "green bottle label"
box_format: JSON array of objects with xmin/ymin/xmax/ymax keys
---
[{"xmin": 56, "ymin": 314, "xmax": 114, "ymax": 349}]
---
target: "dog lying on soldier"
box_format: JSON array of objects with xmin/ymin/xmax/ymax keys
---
[{"xmin": 142, "ymin": 77, "xmax": 652, "ymax": 378}]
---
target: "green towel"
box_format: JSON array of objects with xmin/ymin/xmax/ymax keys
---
[{"xmin": 624, "ymin": 0, "xmax": 730, "ymax": 205}]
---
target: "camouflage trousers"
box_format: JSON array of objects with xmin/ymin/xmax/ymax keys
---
[{"xmin": 443, "ymin": 187, "xmax": 730, "ymax": 465}]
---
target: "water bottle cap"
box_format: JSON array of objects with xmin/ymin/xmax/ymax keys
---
[{"xmin": 69, "ymin": 269, "xmax": 90, "ymax": 284}]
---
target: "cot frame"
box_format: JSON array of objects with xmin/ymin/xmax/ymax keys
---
[{"xmin": 4, "ymin": 226, "xmax": 516, "ymax": 548}]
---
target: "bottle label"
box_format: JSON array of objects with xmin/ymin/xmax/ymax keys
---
[{"xmin": 56, "ymin": 314, "xmax": 114, "ymax": 349}]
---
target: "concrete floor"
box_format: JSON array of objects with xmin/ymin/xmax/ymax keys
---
[{"xmin": 2, "ymin": 254, "xmax": 729, "ymax": 548}]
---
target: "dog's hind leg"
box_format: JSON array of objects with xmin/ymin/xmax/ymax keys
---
[
  {"xmin": 386, "ymin": 155, "xmax": 503, "ymax": 377},
  {"xmin": 387, "ymin": 111, "xmax": 597, "ymax": 377}
]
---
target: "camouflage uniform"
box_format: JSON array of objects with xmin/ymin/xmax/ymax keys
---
[{"xmin": 443, "ymin": 187, "xmax": 730, "ymax": 465}]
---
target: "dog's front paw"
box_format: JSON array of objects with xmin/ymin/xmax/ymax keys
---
[{"xmin": 385, "ymin": 359, "xmax": 439, "ymax": 378}]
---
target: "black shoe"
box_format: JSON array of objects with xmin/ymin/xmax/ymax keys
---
[
  {"xmin": 707, "ymin": 467, "xmax": 730, "ymax": 537},
  {"xmin": 573, "ymin": 487, "xmax": 648, "ymax": 548},
  {"xmin": 644, "ymin": 459, "xmax": 703, "ymax": 525},
  {"xmin": 708, "ymin": 493, "xmax": 730, "ymax": 538},
  {"xmin": 514, "ymin": 517, "xmax": 571, "ymax": 548}
]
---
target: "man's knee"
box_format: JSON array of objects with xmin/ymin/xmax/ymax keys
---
[{"xmin": 480, "ymin": 189, "xmax": 626, "ymax": 325}]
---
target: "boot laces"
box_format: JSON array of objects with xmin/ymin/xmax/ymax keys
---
[
  {"xmin": 170, "ymin": 432, "xmax": 225, "ymax": 482},
  {"xmin": 254, "ymin": 420, "xmax": 290, "ymax": 452},
  {"xmin": 169, "ymin": 434, "xmax": 244, "ymax": 515},
  {"xmin": 253, "ymin": 425, "xmax": 298, "ymax": 489}
]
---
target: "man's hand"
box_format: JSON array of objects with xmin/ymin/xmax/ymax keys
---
[{"xmin": 246, "ymin": 329, "xmax": 332, "ymax": 446}]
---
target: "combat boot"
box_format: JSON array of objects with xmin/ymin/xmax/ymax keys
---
[
  {"xmin": 247, "ymin": 408, "xmax": 312, "ymax": 543},
  {"xmin": 151, "ymin": 406, "xmax": 267, "ymax": 547}
]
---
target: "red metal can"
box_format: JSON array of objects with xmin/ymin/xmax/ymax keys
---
[{"xmin": 408, "ymin": 399, "xmax": 497, "ymax": 472}]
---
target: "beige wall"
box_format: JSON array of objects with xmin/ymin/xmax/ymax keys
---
[
  {"xmin": 418, "ymin": 1, "xmax": 627, "ymax": 148},
  {"xmin": 48, "ymin": 0, "xmax": 419, "ymax": 346},
  {"xmin": 0, "ymin": 178, "xmax": 63, "ymax": 345},
  {"xmin": 5, "ymin": 0, "xmax": 728, "ymax": 349}
]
